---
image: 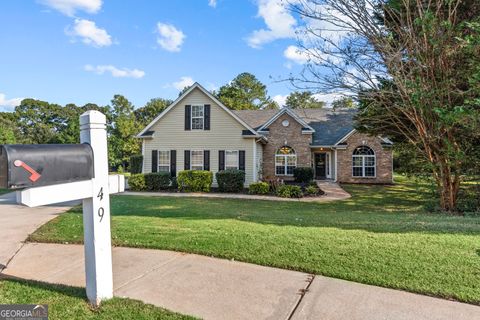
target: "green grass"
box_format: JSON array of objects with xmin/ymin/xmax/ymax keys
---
[
  {"xmin": 0, "ymin": 278, "xmax": 196, "ymax": 320},
  {"xmin": 0, "ymin": 188, "xmax": 10, "ymax": 195},
  {"xmin": 30, "ymin": 175, "xmax": 480, "ymax": 304}
]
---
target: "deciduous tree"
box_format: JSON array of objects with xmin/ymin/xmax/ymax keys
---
[{"xmin": 289, "ymin": 0, "xmax": 480, "ymax": 212}]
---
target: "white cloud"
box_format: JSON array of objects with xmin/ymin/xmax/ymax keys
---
[
  {"xmin": 67, "ymin": 19, "xmax": 112, "ymax": 47},
  {"xmin": 84, "ymin": 65, "xmax": 145, "ymax": 78},
  {"xmin": 40, "ymin": 0, "xmax": 102, "ymax": 16},
  {"xmin": 247, "ymin": 0, "xmax": 297, "ymax": 48},
  {"xmin": 313, "ymin": 92, "xmax": 350, "ymax": 107},
  {"xmin": 284, "ymin": 45, "xmax": 309, "ymax": 64},
  {"xmin": 156, "ymin": 23, "xmax": 185, "ymax": 52},
  {"xmin": 208, "ymin": 0, "xmax": 217, "ymax": 8},
  {"xmin": 171, "ymin": 76, "xmax": 195, "ymax": 90},
  {"xmin": 0, "ymin": 93, "xmax": 23, "ymax": 111},
  {"xmin": 272, "ymin": 94, "xmax": 288, "ymax": 107}
]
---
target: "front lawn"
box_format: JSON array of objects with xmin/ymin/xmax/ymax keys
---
[
  {"xmin": 30, "ymin": 175, "xmax": 480, "ymax": 304},
  {"xmin": 0, "ymin": 189, "xmax": 10, "ymax": 195},
  {"xmin": 0, "ymin": 278, "xmax": 195, "ymax": 320}
]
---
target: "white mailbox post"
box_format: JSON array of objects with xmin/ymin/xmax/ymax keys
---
[{"xmin": 15, "ymin": 110, "xmax": 123, "ymax": 306}]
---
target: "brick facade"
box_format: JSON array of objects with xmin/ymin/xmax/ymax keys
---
[
  {"xmin": 336, "ymin": 132, "xmax": 393, "ymax": 184},
  {"xmin": 262, "ymin": 114, "xmax": 312, "ymax": 180}
]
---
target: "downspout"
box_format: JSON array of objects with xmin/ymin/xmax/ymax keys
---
[
  {"xmin": 334, "ymin": 148, "xmax": 338, "ymax": 182},
  {"xmin": 252, "ymin": 139, "xmax": 257, "ymax": 183},
  {"xmin": 141, "ymin": 139, "xmax": 145, "ymax": 174}
]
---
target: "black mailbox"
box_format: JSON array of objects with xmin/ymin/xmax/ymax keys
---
[{"xmin": 0, "ymin": 144, "xmax": 94, "ymax": 189}]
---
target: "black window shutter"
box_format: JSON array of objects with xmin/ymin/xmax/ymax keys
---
[
  {"xmin": 184, "ymin": 150, "xmax": 190, "ymax": 170},
  {"xmin": 185, "ymin": 105, "xmax": 191, "ymax": 130},
  {"xmin": 239, "ymin": 150, "xmax": 246, "ymax": 172},
  {"xmin": 204, "ymin": 150, "xmax": 210, "ymax": 171},
  {"xmin": 219, "ymin": 150, "xmax": 225, "ymax": 171},
  {"xmin": 204, "ymin": 104, "xmax": 210, "ymax": 130},
  {"xmin": 151, "ymin": 150, "xmax": 158, "ymax": 173},
  {"xmin": 170, "ymin": 150, "xmax": 176, "ymax": 177}
]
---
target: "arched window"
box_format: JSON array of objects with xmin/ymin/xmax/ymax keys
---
[
  {"xmin": 352, "ymin": 146, "xmax": 375, "ymax": 177},
  {"xmin": 275, "ymin": 146, "xmax": 296, "ymax": 176}
]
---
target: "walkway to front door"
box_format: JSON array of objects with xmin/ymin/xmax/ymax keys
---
[{"xmin": 316, "ymin": 181, "xmax": 351, "ymax": 201}]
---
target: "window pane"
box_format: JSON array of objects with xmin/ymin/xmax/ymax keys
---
[
  {"xmin": 192, "ymin": 105, "xmax": 204, "ymax": 117},
  {"xmin": 286, "ymin": 155, "xmax": 296, "ymax": 165},
  {"xmin": 275, "ymin": 156, "xmax": 285, "ymax": 166},
  {"xmin": 159, "ymin": 166, "xmax": 170, "ymax": 172},
  {"xmin": 191, "ymin": 151, "xmax": 203, "ymax": 170},
  {"xmin": 352, "ymin": 156, "xmax": 363, "ymax": 167},
  {"xmin": 353, "ymin": 167, "xmax": 363, "ymax": 177},
  {"xmin": 353, "ymin": 146, "xmax": 374, "ymax": 155},
  {"xmin": 365, "ymin": 156, "xmax": 375, "ymax": 166},
  {"xmin": 276, "ymin": 165, "xmax": 285, "ymax": 175},
  {"xmin": 226, "ymin": 151, "xmax": 238, "ymax": 169},
  {"xmin": 365, "ymin": 167, "xmax": 375, "ymax": 177},
  {"xmin": 277, "ymin": 146, "xmax": 295, "ymax": 155},
  {"xmin": 158, "ymin": 151, "xmax": 170, "ymax": 166},
  {"xmin": 286, "ymin": 166, "xmax": 295, "ymax": 175},
  {"xmin": 192, "ymin": 118, "xmax": 203, "ymax": 130}
]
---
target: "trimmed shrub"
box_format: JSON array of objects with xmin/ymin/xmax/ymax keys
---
[
  {"xmin": 263, "ymin": 177, "xmax": 284, "ymax": 193},
  {"xmin": 128, "ymin": 174, "xmax": 146, "ymax": 191},
  {"xmin": 144, "ymin": 172, "xmax": 171, "ymax": 191},
  {"xmin": 130, "ymin": 155, "xmax": 143, "ymax": 174},
  {"xmin": 177, "ymin": 170, "xmax": 213, "ymax": 192},
  {"xmin": 277, "ymin": 185, "xmax": 303, "ymax": 198},
  {"xmin": 248, "ymin": 182, "xmax": 270, "ymax": 195},
  {"xmin": 216, "ymin": 169, "xmax": 245, "ymax": 193},
  {"xmin": 293, "ymin": 167, "xmax": 314, "ymax": 183},
  {"xmin": 170, "ymin": 176, "xmax": 178, "ymax": 190},
  {"xmin": 305, "ymin": 185, "xmax": 320, "ymax": 196}
]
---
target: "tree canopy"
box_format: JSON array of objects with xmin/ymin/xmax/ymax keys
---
[
  {"xmin": 290, "ymin": 0, "xmax": 480, "ymax": 212},
  {"xmin": 285, "ymin": 91, "xmax": 325, "ymax": 109},
  {"xmin": 134, "ymin": 98, "xmax": 172, "ymax": 127},
  {"xmin": 217, "ymin": 72, "xmax": 277, "ymax": 110}
]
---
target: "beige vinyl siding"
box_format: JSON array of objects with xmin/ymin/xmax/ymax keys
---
[{"xmin": 143, "ymin": 88, "xmax": 256, "ymax": 185}]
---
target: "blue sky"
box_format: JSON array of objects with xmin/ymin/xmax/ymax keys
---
[{"xmin": 0, "ymin": 0, "xmax": 325, "ymax": 112}]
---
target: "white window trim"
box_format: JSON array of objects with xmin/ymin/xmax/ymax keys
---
[
  {"xmin": 158, "ymin": 150, "xmax": 170, "ymax": 173},
  {"xmin": 275, "ymin": 153, "xmax": 297, "ymax": 176},
  {"xmin": 352, "ymin": 154, "xmax": 376, "ymax": 178},
  {"xmin": 190, "ymin": 150, "xmax": 204, "ymax": 170},
  {"xmin": 191, "ymin": 105, "xmax": 204, "ymax": 130},
  {"xmin": 225, "ymin": 150, "xmax": 239, "ymax": 170}
]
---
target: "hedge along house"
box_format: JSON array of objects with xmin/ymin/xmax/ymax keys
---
[{"xmin": 137, "ymin": 83, "xmax": 394, "ymax": 185}]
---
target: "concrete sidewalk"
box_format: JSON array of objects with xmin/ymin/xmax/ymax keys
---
[
  {"xmin": 0, "ymin": 192, "xmax": 75, "ymax": 270},
  {"xmin": 3, "ymin": 243, "xmax": 479, "ymax": 320}
]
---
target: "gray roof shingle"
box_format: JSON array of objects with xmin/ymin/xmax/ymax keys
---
[{"xmin": 233, "ymin": 108, "xmax": 357, "ymax": 146}]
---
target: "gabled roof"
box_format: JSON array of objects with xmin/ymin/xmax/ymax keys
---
[
  {"xmin": 256, "ymin": 108, "xmax": 315, "ymax": 133},
  {"xmin": 137, "ymin": 82, "xmax": 258, "ymax": 138},
  {"xmin": 234, "ymin": 108, "xmax": 358, "ymax": 146}
]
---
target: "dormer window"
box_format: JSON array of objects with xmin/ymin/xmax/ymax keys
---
[{"xmin": 191, "ymin": 105, "xmax": 204, "ymax": 130}]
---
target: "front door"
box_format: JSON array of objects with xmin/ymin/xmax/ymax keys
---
[{"xmin": 315, "ymin": 153, "xmax": 327, "ymax": 179}]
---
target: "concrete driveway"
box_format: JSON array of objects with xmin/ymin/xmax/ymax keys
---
[{"xmin": 0, "ymin": 192, "xmax": 77, "ymax": 271}]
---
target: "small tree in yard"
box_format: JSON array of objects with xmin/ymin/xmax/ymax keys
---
[{"xmin": 289, "ymin": 0, "xmax": 480, "ymax": 212}]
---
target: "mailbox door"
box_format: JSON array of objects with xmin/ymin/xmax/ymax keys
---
[{"xmin": 0, "ymin": 144, "xmax": 94, "ymax": 189}]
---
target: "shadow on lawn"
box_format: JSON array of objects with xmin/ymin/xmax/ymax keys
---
[{"xmin": 0, "ymin": 274, "xmax": 86, "ymax": 300}]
